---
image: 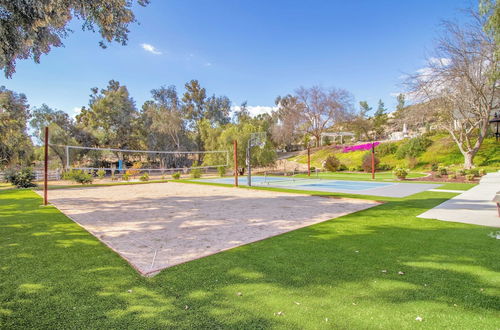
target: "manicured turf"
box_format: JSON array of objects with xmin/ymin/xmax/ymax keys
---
[{"xmin": 1, "ymin": 187, "xmax": 499, "ymax": 328}]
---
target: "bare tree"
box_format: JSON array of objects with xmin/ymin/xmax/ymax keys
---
[
  {"xmin": 294, "ymin": 86, "xmax": 354, "ymax": 146},
  {"xmin": 406, "ymin": 11, "xmax": 499, "ymax": 169}
]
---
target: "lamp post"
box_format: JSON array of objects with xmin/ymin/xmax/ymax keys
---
[{"xmin": 490, "ymin": 112, "xmax": 500, "ymax": 142}]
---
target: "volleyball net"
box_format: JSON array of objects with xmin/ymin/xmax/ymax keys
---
[{"xmin": 62, "ymin": 145, "xmax": 229, "ymax": 175}]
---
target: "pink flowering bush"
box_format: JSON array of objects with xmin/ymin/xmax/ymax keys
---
[{"xmin": 343, "ymin": 142, "xmax": 380, "ymax": 153}]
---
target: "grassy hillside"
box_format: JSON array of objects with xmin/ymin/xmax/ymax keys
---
[{"xmin": 290, "ymin": 134, "xmax": 500, "ymax": 172}]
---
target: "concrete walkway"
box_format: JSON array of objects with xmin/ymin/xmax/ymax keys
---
[{"xmin": 418, "ymin": 172, "xmax": 500, "ymax": 228}]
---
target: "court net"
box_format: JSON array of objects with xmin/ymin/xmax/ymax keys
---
[
  {"xmin": 256, "ymin": 171, "xmax": 324, "ymax": 186},
  {"xmin": 62, "ymin": 145, "xmax": 229, "ymax": 174}
]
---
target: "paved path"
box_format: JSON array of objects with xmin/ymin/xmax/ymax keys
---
[{"xmin": 418, "ymin": 172, "xmax": 500, "ymax": 227}]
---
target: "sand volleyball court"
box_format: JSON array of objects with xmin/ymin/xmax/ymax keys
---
[{"xmin": 41, "ymin": 182, "xmax": 379, "ymax": 275}]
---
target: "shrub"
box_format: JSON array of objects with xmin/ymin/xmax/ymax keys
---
[
  {"xmin": 395, "ymin": 136, "xmax": 432, "ymax": 159},
  {"xmin": 457, "ymin": 169, "xmax": 466, "ymax": 176},
  {"xmin": 125, "ymin": 162, "xmax": 142, "ymax": 179},
  {"xmin": 139, "ymin": 172, "xmax": 149, "ymax": 181},
  {"xmin": 310, "ymin": 166, "xmax": 316, "ymax": 172},
  {"xmin": 217, "ymin": 166, "xmax": 226, "ymax": 177},
  {"xmin": 361, "ymin": 152, "xmax": 380, "ymax": 173},
  {"xmin": 3, "ymin": 168, "xmax": 17, "ymax": 183},
  {"xmin": 377, "ymin": 142, "xmax": 398, "ymax": 156},
  {"xmin": 408, "ymin": 157, "xmax": 419, "ymax": 169},
  {"xmin": 190, "ymin": 168, "xmax": 202, "ymax": 179},
  {"xmin": 172, "ymin": 172, "xmax": 181, "ymax": 180},
  {"xmin": 378, "ymin": 164, "xmax": 393, "ymax": 171},
  {"xmin": 431, "ymin": 163, "xmax": 439, "ymax": 172},
  {"xmin": 467, "ymin": 168, "xmax": 479, "ymax": 177},
  {"xmin": 96, "ymin": 168, "xmax": 106, "ymax": 179},
  {"xmin": 348, "ymin": 166, "xmax": 357, "ymax": 172},
  {"xmin": 448, "ymin": 173, "xmax": 457, "ymax": 179},
  {"xmin": 122, "ymin": 173, "xmax": 130, "ymax": 181},
  {"xmin": 438, "ymin": 167, "xmax": 448, "ymax": 176},
  {"xmin": 393, "ymin": 167, "xmax": 408, "ymax": 180},
  {"xmin": 4, "ymin": 167, "xmax": 37, "ymax": 188},
  {"xmin": 478, "ymin": 169, "xmax": 486, "ymax": 176},
  {"xmin": 434, "ymin": 173, "xmax": 442, "ymax": 178},
  {"xmin": 190, "ymin": 162, "xmax": 202, "ymax": 179},
  {"xmin": 465, "ymin": 174, "xmax": 475, "ymax": 181},
  {"xmin": 66, "ymin": 169, "xmax": 93, "ymax": 184},
  {"xmin": 323, "ymin": 155, "xmax": 341, "ymax": 172},
  {"xmin": 338, "ymin": 164, "xmax": 348, "ymax": 171}
]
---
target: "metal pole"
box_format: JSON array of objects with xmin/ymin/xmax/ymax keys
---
[
  {"xmin": 371, "ymin": 142, "xmax": 375, "ymax": 180},
  {"xmin": 307, "ymin": 147, "xmax": 311, "ymax": 176},
  {"xmin": 65, "ymin": 145, "xmax": 69, "ymax": 170},
  {"xmin": 44, "ymin": 127, "xmax": 49, "ymax": 206},
  {"xmin": 234, "ymin": 140, "xmax": 238, "ymax": 187}
]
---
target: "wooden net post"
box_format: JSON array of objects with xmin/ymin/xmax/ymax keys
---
[
  {"xmin": 371, "ymin": 142, "xmax": 375, "ymax": 180},
  {"xmin": 234, "ymin": 140, "xmax": 238, "ymax": 187},
  {"xmin": 307, "ymin": 147, "xmax": 311, "ymax": 177},
  {"xmin": 44, "ymin": 127, "xmax": 49, "ymax": 205}
]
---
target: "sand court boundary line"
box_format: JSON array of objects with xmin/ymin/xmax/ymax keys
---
[{"xmin": 38, "ymin": 182, "xmax": 381, "ymax": 276}]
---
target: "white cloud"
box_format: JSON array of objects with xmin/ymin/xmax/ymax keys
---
[
  {"xmin": 141, "ymin": 43, "xmax": 162, "ymax": 55},
  {"xmin": 67, "ymin": 107, "xmax": 82, "ymax": 119},
  {"xmin": 429, "ymin": 57, "xmax": 451, "ymax": 66},
  {"xmin": 231, "ymin": 105, "xmax": 277, "ymax": 117},
  {"xmin": 204, "ymin": 62, "xmax": 212, "ymax": 67}
]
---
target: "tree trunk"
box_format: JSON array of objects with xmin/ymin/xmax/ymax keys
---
[{"xmin": 463, "ymin": 151, "xmax": 475, "ymax": 170}]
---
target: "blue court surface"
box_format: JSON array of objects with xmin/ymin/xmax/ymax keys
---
[{"xmin": 194, "ymin": 176, "xmax": 441, "ymax": 198}]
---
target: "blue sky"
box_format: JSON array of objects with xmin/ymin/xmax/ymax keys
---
[{"xmin": 1, "ymin": 0, "xmax": 473, "ymax": 117}]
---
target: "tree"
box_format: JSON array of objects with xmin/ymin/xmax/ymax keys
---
[
  {"xmin": 294, "ymin": 86, "xmax": 354, "ymax": 146},
  {"xmin": 480, "ymin": 0, "xmax": 500, "ymax": 46},
  {"xmin": 0, "ymin": 0, "xmax": 149, "ymax": 78},
  {"xmin": 396, "ymin": 94, "xmax": 406, "ymax": 112},
  {"xmin": 359, "ymin": 101, "xmax": 372, "ymax": 116},
  {"xmin": 375, "ymin": 99, "xmax": 387, "ymax": 117},
  {"xmin": 141, "ymin": 86, "xmax": 190, "ymax": 157},
  {"xmin": 271, "ymin": 95, "xmax": 303, "ymax": 150},
  {"xmin": 205, "ymin": 95, "xmax": 231, "ymax": 126},
  {"xmin": 406, "ymin": 10, "xmax": 499, "ymax": 169},
  {"xmin": 373, "ymin": 99, "xmax": 388, "ymax": 139},
  {"xmin": 76, "ymin": 80, "xmax": 140, "ymax": 149},
  {"xmin": 182, "ymin": 80, "xmax": 207, "ymax": 152},
  {"xmin": 347, "ymin": 101, "xmax": 373, "ymax": 141},
  {"xmin": 234, "ymin": 101, "xmax": 251, "ymax": 123},
  {"xmin": 0, "ymin": 86, "xmax": 33, "ymax": 167},
  {"xmin": 30, "ymin": 104, "xmax": 79, "ymax": 170}
]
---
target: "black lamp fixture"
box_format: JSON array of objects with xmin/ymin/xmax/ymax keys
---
[{"xmin": 490, "ymin": 112, "xmax": 500, "ymax": 142}]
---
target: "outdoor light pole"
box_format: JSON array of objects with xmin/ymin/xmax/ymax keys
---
[{"xmin": 490, "ymin": 112, "xmax": 500, "ymax": 142}]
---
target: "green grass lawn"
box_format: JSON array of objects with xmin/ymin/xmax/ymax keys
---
[{"xmin": 1, "ymin": 187, "xmax": 499, "ymax": 328}]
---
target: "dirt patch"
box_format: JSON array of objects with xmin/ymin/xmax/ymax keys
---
[{"xmin": 40, "ymin": 182, "xmax": 379, "ymax": 276}]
